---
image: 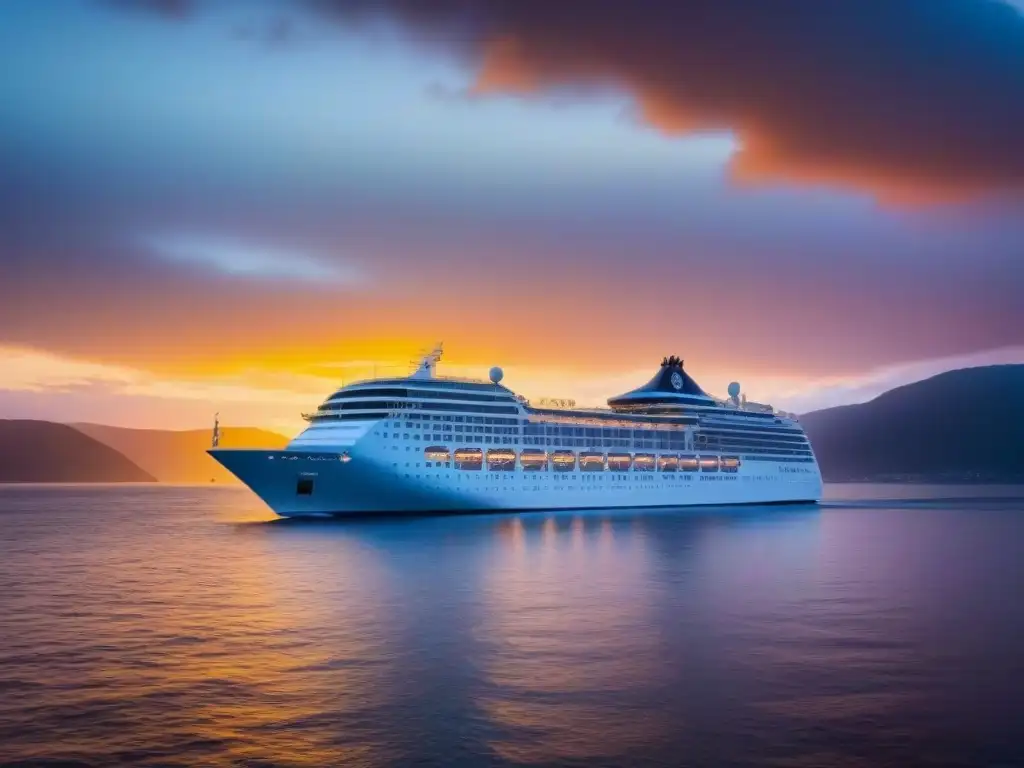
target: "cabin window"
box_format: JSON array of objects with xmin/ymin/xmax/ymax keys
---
[{"xmin": 296, "ymin": 478, "xmax": 314, "ymax": 496}]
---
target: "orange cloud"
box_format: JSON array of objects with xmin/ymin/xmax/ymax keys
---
[{"xmin": 340, "ymin": 0, "xmax": 1024, "ymax": 202}]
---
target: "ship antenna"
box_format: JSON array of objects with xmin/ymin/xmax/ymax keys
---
[
  {"xmin": 211, "ymin": 412, "xmax": 220, "ymax": 449},
  {"xmin": 411, "ymin": 342, "xmax": 444, "ymax": 380}
]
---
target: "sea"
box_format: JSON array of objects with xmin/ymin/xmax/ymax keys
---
[{"xmin": 0, "ymin": 484, "xmax": 1022, "ymax": 768}]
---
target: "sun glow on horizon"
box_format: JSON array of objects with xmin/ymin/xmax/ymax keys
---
[{"xmin": 1, "ymin": 343, "xmax": 1022, "ymax": 435}]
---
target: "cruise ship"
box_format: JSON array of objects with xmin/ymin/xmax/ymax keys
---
[{"xmin": 209, "ymin": 346, "xmax": 822, "ymax": 517}]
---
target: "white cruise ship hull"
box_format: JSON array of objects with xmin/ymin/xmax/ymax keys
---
[
  {"xmin": 209, "ymin": 448, "xmax": 822, "ymax": 518},
  {"xmin": 209, "ymin": 350, "xmax": 824, "ymax": 518}
]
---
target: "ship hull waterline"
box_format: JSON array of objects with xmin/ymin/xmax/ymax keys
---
[{"xmin": 210, "ymin": 449, "xmax": 822, "ymax": 519}]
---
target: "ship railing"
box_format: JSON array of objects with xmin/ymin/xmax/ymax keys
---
[
  {"xmin": 529, "ymin": 400, "xmax": 797, "ymax": 421},
  {"xmin": 341, "ymin": 374, "xmax": 496, "ymax": 388},
  {"xmin": 528, "ymin": 404, "xmax": 615, "ymax": 413}
]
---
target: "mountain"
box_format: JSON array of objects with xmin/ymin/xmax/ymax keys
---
[
  {"xmin": 72, "ymin": 424, "xmax": 290, "ymax": 484},
  {"xmin": 0, "ymin": 420, "xmax": 155, "ymax": 483},
  {"xmin": 801, "ymin": 365, "xmax": 1024, "ymax": 482}
]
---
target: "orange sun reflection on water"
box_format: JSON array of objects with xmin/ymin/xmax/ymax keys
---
[
  {"xmin": 115, "ymin": 495, "xmax": 413, "ymax": 765},
  {"xmin": 478, "ymin": 514, "xmax": 675, "ymax": 764}
]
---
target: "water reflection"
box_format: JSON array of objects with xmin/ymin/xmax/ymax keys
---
[
  {"xmin": 207, "ymin": 525, "xmax": 403, "ymax": 766},
  {"xmin": 478, "ymin": 513, "xmax": 672, "ymax": 763},
  {"xmin": 2, "ymin": 487, "xmax": 1024, "ymax": 767}
]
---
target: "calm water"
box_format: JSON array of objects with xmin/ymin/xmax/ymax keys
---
[{"xmin": 1, "ymin": 485, "xmax": 1023, "ymax": 768}]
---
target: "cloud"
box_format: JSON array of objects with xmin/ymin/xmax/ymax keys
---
[
  {"xmin": 0, "ymin": 346, "xmax": 327, "ymax": 402},
  {"xmin": 3, "ymin": 342, "xmax": 1020, "ymax": 432},
  {"xmin": 320, "ymin": 0, "xmax": 1024, "ymax": 201},
  {"xmin": 232, "ymin": 15, "xmax": 301, "ymax": 47},
  {"xmin": 0, "ymin": 347, "xmax": 141, "ymax": 393},
  {"xmin": 101, "ymin": 0, "xmax": 1024, "ymax": 200},
  {"xmin": 104, "ymin": 0, "xmax": 192, "ymax": 19},
  {"xmin": 0, "ymin": 345, "xmax": 337, "ymax": 431},
  {"xmin": 142, "ymin": 233, "xmax": 364, "ymax": 284}
]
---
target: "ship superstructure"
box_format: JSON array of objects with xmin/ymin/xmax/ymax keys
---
[{"xmin": 210, "ymin": 346, "xmax": 822, "ymax": 517}]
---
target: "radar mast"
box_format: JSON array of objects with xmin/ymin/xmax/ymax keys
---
[{"xmin": 410, "ymin": 342, "xmax": 444, "ymax": 379}]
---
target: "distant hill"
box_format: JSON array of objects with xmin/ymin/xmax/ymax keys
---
[
  {"xmin": 72, "ymin": 424, "xmax": 290, "ymax": 484},
  {"xmin": 0, "ymin": 420, "xmax": 155, "ymax": 483},
  {"xmin": 801, "ymin": 365, "xmax": 1024, "ymax": 482}
]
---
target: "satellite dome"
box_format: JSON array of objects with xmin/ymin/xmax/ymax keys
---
[
  {"xmin": 727, "ymin": 382, "xmax": 741, "ymax": 398},
  {"xmin": 489, "ymin": 366, "xmax": 504, "ymax": 384}
]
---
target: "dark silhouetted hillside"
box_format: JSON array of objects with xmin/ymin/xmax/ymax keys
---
[
  {"xmin": 0, "ymin": 420, "xmax": 155, "ymax": 483},
  {"xmin": 801, "ymin": 365, "xmax": 1024, "ymax": 482},
  {"xmin": 73, "ymin": 424, "xmax": 290, "ymax": 484}
]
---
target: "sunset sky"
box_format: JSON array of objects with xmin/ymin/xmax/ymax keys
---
[{"xmin": 1, "ymin": 0, "xmax": 1023, "ymax": 433}]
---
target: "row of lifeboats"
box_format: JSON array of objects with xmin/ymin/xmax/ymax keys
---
[{"xmin": 424, "ymin": 447, "xmax": 741, "ymax": 473}]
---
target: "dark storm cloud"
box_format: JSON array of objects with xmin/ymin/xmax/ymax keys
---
[{"xmin": 315, "ymin": 0, "xmax": 1024, "ymax": 199}]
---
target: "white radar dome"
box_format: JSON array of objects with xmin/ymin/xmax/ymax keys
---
[
  {"xmin": 489, "ymin": 366, "xmax": 504, "ymax": 384},
  {"xmin": 727, "ymin": 381, "xmax": 741, "ymax": 398}
]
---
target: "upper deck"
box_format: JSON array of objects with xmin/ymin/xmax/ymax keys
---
[{"xmin": 303, "ymin": 346, "xmax": 798, "ymax": 431}]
